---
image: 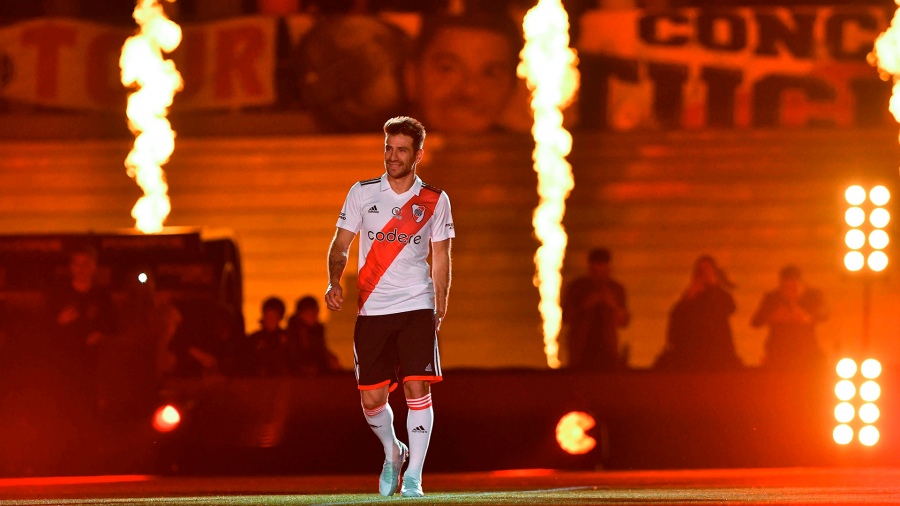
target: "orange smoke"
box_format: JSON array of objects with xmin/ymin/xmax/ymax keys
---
[
  {"xmin": 120, "ymin": 0, "xmax": 183, "ymax": 233},
  {"xmin": 518, "ymin": 0, "xmax": 580, "ymax": 369}
]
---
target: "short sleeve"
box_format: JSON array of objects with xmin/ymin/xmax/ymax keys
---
[
  {"xmin": 336, "ymin": 183, "xmax": 363, "ymax": 234},
  {"xmin": 430, "ymin": 191, "xmax": 455, "ymax": 242}
]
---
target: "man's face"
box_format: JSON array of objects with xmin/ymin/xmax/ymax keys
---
[
  {"xmin": 384, "ymin": 133, "xmax": 421, "ymax": 180},
  {"xmin": 411, "ymin": 28, "xmax": 517, "ymax": 133},
  {"xmin": 298, "ymin": 308, "xmax": 318, "ymax": 326},
  {"xmin": 262, "ymin": 309, "xmax": 282, "ymax": 332}
]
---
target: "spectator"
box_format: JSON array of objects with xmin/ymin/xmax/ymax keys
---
[
  {"xmin": 404, "ymin": 14, "xmax": 521, "ymax": 133},
  {"xmin": 47, "ymin": 245, "xmax": 116, "ymax": 407},
  {"xmin": 169, "ymin": 299, "xmax": 238, "ymax": 379},
  {"xmin": 654, "ymin": 255, "xmax": 743, "ymax": 371},
  {"xmin": 561, "ymin": 248, "xmax": 630, "ymax": 371},
  {"xmin": 751, "ymin": 264, "xmax": 828, "ymax": 371},
  {"xmin": 287, "ymin": 295, "xmax": 342, "ymax": 375},
  {"xmin": 246, "ymin": 296, "xmax": 293, "ymax": 377},
  {"xmin": 99, "ymin": 268, "xmax": 181, "ymax": 420}
]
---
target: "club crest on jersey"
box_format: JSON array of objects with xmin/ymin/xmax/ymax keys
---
[{"xmin": 412, "ymin": 204, "xmax": 426, "ymax": 223}]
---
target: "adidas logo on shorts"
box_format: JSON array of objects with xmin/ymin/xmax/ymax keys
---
[
  {"xmin": 425, "ymin": 364, "xmax": 433, "ymax": 372},
  {"xmin": 368, "ymin": 205, "xmax": 379, "ymax": 213}
]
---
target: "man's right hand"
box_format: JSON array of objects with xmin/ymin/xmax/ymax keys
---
[{"xmin": 325, "ymin": 283, "xmax": 344, "ymax": 311}]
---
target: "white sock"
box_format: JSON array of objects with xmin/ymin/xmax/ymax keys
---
[
  {"xmin": 405, "ymin": 394, "xmax": 433, "ymax": 481},
  {"xmin": 363, "ymin": 402, "xmax": 400, "ymax": 460}
]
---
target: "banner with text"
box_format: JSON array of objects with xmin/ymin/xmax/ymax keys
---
[
  {"xmin": 576, "ymin": 6, "xmax": 893, "ymax": 130},
  {"xmin": 0, "ymin": 7, "xmax": 893, "ymax": 131},
  {"xmin": 0, "ymin": 16, "xmax": 277, "ymax": 111}
]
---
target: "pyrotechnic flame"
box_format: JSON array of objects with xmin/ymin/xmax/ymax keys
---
[
  {"xmin": 120, "ymin": 0, "xmax": 183, "ymax": 233},
  {"xmin": 872, "ymin": 2, "xmax": 900, "ymax": 146},
  {"xmin": 517, "ymin": 0, "xmax": 579, "ymax": 369}
]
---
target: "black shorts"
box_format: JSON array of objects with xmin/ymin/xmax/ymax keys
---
[{"xmin": 353, "ymin": 308, "xmax": 442, "ymax": 391}]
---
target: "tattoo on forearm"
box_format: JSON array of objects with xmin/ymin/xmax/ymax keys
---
[{"xmin": 328, "ymin": 249, "xmax": 347, "ymax": 283}]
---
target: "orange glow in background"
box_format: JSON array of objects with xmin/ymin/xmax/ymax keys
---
[
  {"xmin": 120, "ymin": 0, "xmax": 183, "ymax": 233},
  {"xmin": 518, "ymin": 0, "xmax": 580, "ymax": 369}
]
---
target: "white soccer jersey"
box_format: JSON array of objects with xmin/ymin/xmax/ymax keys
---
[{"xmin": 336, "ymin": 173, "xmax": 455, "ymax": 316}]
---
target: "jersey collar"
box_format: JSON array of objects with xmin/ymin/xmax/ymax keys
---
[{"xmin": 380, "ymin": 173, "xmax": 422, "ymax": 195}]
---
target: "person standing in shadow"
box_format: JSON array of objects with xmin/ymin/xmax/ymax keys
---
[
  {"xmin": 654, "ymin": 255, "xmax": 743, "ymax": 371},
  {"xmin": 751, "ymin": 264, "xmax": 828, "ymax": 371},
  {"xmin": 48, "ymin": 245, "xmax": 116, "ymax": 411},
  {"xmin": 561, "ymin": 248, "xmax": 630, "ymax": 371},
  {"xmin": 100, "ymin": 269, "xmax": 181, "ymax": 422},
  {"xmin": 287, "ymin": 295, "xmax": 342, "ymax": 376},
  {"xmin": 246, "ymin": 296, "xmax": 293, "ymax": 377}
]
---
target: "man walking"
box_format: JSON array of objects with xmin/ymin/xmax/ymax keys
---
[{"xmin": 325, "ymin": 116, "xmax": 454, "ymax": 497}]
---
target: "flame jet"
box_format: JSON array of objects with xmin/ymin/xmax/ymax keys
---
[
  {"xmin": 120, "ymin": 0, "xmax": 183, "ymax": 233},
  {"xmin": 871, "ymin": 2, "xmax": 900, "ymax": 148},
  {"xmin": 517, "ymin": 0, "xmax": 580, "ymax": 368}
]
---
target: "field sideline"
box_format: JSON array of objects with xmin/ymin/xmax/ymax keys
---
[{"xmin": 1, "ymin": 467, "xmax": 899, "ymax": 505}]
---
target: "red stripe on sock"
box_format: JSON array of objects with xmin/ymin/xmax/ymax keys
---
[
  {"xmin": 364, "ymin": 403, "xmax": 387, "ymax": 417},
  {"xmin": 406, "ymin": 394, "xmax": 432, "ymax": 410}
]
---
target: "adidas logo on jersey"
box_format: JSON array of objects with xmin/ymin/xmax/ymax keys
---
[
  {"xmin": 412, "ymin": 425, "xmax": 428, "ymax": 433},
  {"xmin": 368, "ymin": 205, "xmax": 379, "ymax": 213}
]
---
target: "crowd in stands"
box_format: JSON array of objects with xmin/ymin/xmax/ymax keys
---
[
  {"xmin": 0, "ymin": 240, "xmax": 833, "ymax": 440},
  {"xmin": 562, "ymin": 248, "xmax": 829, "ymax": 374},
  {"xmin": 145, "ymin": 286, "xmax": 343, "ymax": 382},
  {"xmin": 0, "ymin": 245, "xmax": 343, "ymax": 424}
]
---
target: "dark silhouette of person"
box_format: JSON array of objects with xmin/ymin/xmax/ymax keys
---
[
  {"xmin": 287, "ymin": 295, "xmax": 342, "ymax": 376},
  {"xmin": 47, "ymin": 245, "xmax": 116, "ymax": 409},
  {"xmin": 168, "ymin": 299, "xmax": 238, "ymax": 379},
  {"xmin": 751, "ymin": 264, "xmax": 828, "ymax": 371},
  {"xmin": 246, "ymin": 296, "xmax": 293, "ymax": 377},
  {"xmin": 99, "ymin": 269, "xmax": 181, "ymax": 421},
  {"xmin": 561, "ymin": 248, "xmax": 630, "ymax": 371},
  {"xmin": 655, "ymin": 255, "xmax": 743, "ymax": 371}
]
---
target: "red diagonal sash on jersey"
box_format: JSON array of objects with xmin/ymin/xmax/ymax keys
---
[{"xmin": 358, "ymin": 190, "xmax": 441, "ymax": 310}]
